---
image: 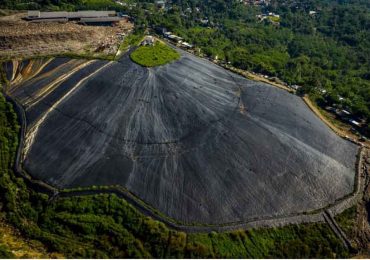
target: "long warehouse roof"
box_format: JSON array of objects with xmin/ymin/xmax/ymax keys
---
[{"xmin": 27, "ymin": 10, "xmax": 117, "ymax": 19}]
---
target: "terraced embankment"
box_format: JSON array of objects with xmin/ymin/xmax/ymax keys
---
[
  {"xmin": 0, "ymin": 13, "xmax": 133, "ymax": 60},
  {"xmin": 2, "ymin": 50, "xmax": 359, "ymax": 225}
]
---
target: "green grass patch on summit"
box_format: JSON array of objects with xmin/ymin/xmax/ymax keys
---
[{"xmin": 130, "ymin": 42, "xmax": 180, "ymax": 67}]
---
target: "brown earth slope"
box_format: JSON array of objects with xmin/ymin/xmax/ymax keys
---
[
  {"xmin": 0, "ymin": 218, "xmax": 63, "ymax": 258},
  {"xmin": 0, "ymin": 13, "xmax": 133, "ymax": 60}
]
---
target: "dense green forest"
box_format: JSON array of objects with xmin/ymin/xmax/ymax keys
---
[{"xmin": 0, "ymin": 88, "xmax": 351, "ymax": 258}]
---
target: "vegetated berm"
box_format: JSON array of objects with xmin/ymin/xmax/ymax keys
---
[{"xmin": 4, "ymin": 50, "xmax": 358, "ymax": 225}]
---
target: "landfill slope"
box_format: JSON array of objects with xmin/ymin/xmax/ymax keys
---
[{"xmin": 5, "ymin": 52, "xmax": 358, "ymax": 225}]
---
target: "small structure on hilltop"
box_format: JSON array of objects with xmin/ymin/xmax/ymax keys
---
[
  {"xmin": 141, "ymin": 36, "xmax": 155, "ymax": 46},
  {"xmin": 26, "ymin": 10, "xmax": 129, "ymax": 26}
]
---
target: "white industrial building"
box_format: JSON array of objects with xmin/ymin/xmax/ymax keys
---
[{"xmin": 26, "ymin": 10, "xmax": 128, "ymax": 24}]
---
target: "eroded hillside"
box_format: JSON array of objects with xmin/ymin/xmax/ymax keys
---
[{"xmin": 0, "ymin": 13, "xmax": 133, "ymax": 60}]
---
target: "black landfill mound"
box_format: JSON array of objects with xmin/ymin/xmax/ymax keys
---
[{"xmin": 6, "ymin": 52, "xmax": 358, "ymax": 224}]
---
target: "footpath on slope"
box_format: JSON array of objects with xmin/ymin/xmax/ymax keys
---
[{"xmin": 323, "ymin": 210, "xmax": 352, "ymax": 250}]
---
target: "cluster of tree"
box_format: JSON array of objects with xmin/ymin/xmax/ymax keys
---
[{"xmin": 0, "ymin": 89, "xmax": 349, "ymax": 258}]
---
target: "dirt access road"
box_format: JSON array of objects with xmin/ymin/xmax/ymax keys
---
[
  {"xmin": 0, "ymin": 13, "xmax": 133, "ymax": 60},
  {"xmin": 302, "ymin": 96, "xmax": 370, "ymax": 148},
  {"xmin": 351, "ymin": 148, "xmax": 370, "ymax": 255}
]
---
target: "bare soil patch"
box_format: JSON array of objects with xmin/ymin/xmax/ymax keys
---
[
  {"xmin": 0, "ymin": 218, "xmax": 63, "ymax": 258},
  {"xmin": 0, "ymin": 13, "xmax": 133, "ymax": 60}
]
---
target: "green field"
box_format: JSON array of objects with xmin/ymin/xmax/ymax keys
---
[{"xmin": 130, "ymin": 42, "xmax": 180, "ymax": 67}]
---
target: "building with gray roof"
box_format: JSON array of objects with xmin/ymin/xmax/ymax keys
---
[{"xmin": 26, "ymin": 10, "xmax": 127, "ymax": 25}]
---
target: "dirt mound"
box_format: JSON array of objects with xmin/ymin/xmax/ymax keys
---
[
  {"xmin": 0, "ymin": 31, "xmax": 94, "ymax": 49},
  {"xmin": 0, "ymin": 13, "xmax": 133, "ymax": 59}
]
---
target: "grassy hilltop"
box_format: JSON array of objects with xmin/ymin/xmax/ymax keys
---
[{"xmin": 130, "ymin": 42, "xmax": 180, "ymax": 67}]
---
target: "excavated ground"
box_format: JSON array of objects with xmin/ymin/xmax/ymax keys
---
[
  {"xmin": 0, "ymin": 13, "xmax": 133, "ymax": 60},
  {"xmin": 3, "ymin": 50, "xmax": 359, "ymax": 225}
]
